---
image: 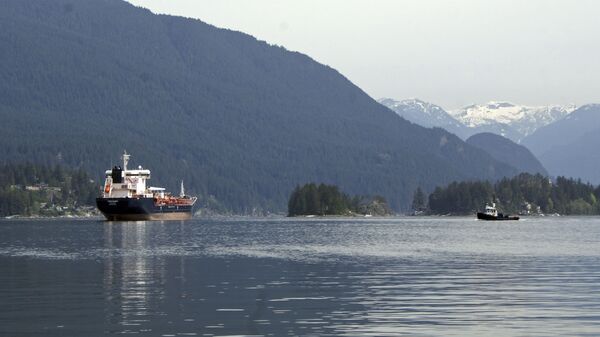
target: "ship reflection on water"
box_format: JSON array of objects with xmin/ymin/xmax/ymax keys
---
[
  {"xmin": 96, "ymin": 220, "xmax": 368, "ymax": 336},
  {"xmin": 103, "ymin": 222, "xmax": 169, "ymax": 330}
]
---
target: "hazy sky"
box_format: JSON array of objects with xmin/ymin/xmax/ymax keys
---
[{"xmin": 127, "ymin": 0, "xmax": 600, "ymax": 109}]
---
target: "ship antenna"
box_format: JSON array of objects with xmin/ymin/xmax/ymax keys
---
[{"xmin": 180, "ymin": 180, "xmax": 185, "ymax": 198}]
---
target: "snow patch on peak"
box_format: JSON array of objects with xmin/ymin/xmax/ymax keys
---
[{"xmin": 379, "ymin": 98, "xmax": 451, "ymax": 118}]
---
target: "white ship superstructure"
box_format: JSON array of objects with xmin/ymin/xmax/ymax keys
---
[{"xmin": 103, "ymin": 152, "xmax": 154, "ymax": 198}]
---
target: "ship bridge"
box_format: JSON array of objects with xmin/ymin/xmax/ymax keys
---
[{"xmin": 102, "ymin": 152, "xmax": 154, "ymax": 198}]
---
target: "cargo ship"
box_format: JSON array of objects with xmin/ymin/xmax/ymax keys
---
[{"xmin": 96, "ymin": 152, "xmax": 197, "ymax": 221}]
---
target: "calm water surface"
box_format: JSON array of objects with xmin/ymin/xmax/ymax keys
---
[{"xmin": 1, "ymin": 217, "xmax": 600, "ymax": 336}]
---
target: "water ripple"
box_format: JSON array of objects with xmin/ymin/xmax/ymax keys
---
[{"xmin": 1, "ymin": 217, "xmax": 600, "ymax": 336}]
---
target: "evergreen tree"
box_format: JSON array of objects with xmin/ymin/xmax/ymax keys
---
[{"xmin": 411, "ymin": 187, "xmax": 426, "ymax": 212}]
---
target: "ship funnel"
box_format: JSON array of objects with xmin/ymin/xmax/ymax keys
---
[{"xmin": 180, "ymin": 180, "xmax": 185, "ymax": 198}]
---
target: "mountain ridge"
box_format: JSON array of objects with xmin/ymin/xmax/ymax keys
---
[
  {"xmin": 380, "ymin": 98, "xmax": 577, "ymax": 143},
  {"xmin": 466, "ymin": 133, "xmax": 548, "ymax": 176},
  {"xmin": 523, "ymin": 104, "xmax": 600, "ymax": 183}
]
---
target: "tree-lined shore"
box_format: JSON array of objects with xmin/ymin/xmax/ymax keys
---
[
  {"xmin": 0, "ymin": 163, "xmax": 97, "ymax": 217},
  {"xmin": 424, "ymin": 173, "xmax": 600, "ymax": 215}
]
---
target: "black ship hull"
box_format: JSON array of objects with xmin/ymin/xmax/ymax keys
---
[
  {"xmin": 96, "ymin": 197, "xmax": 193, "ymax": 221},
  {"xmin": 477, "ymin": 212, "xmax": 520, "ymax": 221}
]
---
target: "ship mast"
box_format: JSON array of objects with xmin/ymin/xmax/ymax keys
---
[
  {"xmin": 122, "ymin": 150, "xmax": 130, "ymax": 172},
  {"xmin": 180, "ymin": 180, "xmax": 185, "ymax": 198}
]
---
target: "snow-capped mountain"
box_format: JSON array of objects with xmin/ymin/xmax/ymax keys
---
[
  {"xmin": 380, "ymin": 98, "xmax": 577, "ymax": 142},
  {"xmin": 378, "ymin": 98, "xmax": 468, "ymax": 138},
  {"xmin": 450, "ymin": 102, "xmax": 576, "ymax": 142}
]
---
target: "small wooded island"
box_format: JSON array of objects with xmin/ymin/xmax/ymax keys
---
[{"xmin": 288, "ymin": 183, "xmax": 392, "ymax": 216}]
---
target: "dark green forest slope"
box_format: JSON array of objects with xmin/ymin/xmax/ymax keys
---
[{"xmin": 0, "ymin": 0, "xmax": 517, "ymax": 212}]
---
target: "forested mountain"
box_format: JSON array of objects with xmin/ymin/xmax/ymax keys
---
[
  {"xmin": 466, "ymin": 133, "xmax": 548, "ymax": 176},
  {"xmin": 522, "ymin": 104, "xmax": 600, "ymax": 184},
  {"xmin": 0, "ymin": 0, "xmax": 518, "ymax": 212}
]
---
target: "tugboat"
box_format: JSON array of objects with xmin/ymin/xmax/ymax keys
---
[
  {"xmin": 96, "ymin": 151, "xmax": 197, "ymax": 221},
  {"xmin": 477, "ymin": 202, "xmax": 519, "ymax": 221}
]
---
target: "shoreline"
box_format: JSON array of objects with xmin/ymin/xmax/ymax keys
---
[{"xmin": 1, "ymin": 212, "xmax": 575, "ymax": 221}]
